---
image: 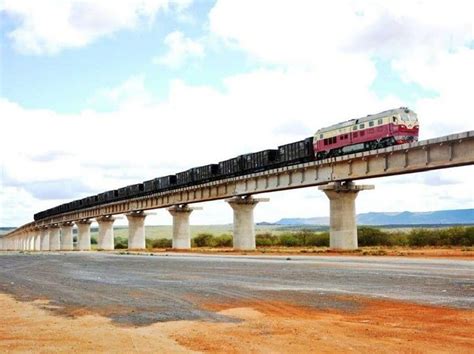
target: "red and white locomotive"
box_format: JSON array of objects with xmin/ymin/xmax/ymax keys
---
[{"xmin": 313, "ymin": 107, "xmax": 419, "ymax": 159}]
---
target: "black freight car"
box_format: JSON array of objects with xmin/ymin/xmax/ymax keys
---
[
  {"xmin": 241, "ymin": 149, "xmax": 278, "ymax": 173},
  {"xmin": 144, "ymin": 175, "xmax": 177, "ymax": 193},
  {"xmin": 127, "ymin": 183, "xmax": 144, "ymax": 198},
  {"xmin": 117, "ymin": 186, "xmax": 128, "ymax": 200},
  {"xmin": 192, "ymin": 164, "xmax": 219, "ymax": 184},
  {"xmin": 219, "ymin": 156, "xmax": 244, "ymax": 178},
  {"xmin": 157, "ymin": 175, "xmax": 176, "ymax": 190},
  {"xmin": 278, "ymin": 137, "xmax": 314, "ymax": 166},
  {"xmin": 176, "ymin": 169, "xmax": 194, "ymax": 187}
]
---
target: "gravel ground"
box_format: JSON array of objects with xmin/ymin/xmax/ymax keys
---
[{"xmin": 0, "ymin": 252, "xmax": 472, "ymax": 326}]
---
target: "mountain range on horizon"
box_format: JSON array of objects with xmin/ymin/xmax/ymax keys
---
[{"xmin": 274, "ymin": 208, "xmax": 474, "ymax": 226}]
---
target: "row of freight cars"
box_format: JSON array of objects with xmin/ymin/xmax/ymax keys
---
[{"xmin": 34, "ymin": 138, "xmax": 315, "ymax": 221}]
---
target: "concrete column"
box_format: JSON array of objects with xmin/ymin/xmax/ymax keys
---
[
  {"xmin": 28, "ymin": 233, "xmax": 32, "ymax": 250},
  {"xmin": 34, "ymin": 230, "xmax": 41, "ymax": 251},
  {"xmin": 76, "ymin": 220, "xmax": 92, "ymax": 251},
  {"xmin": 96, "ymin": 216, "xmax": 115, "ymax": 250},
  {"xmin": 168, "ymin": 205, "xmax": 200, "ymax": 249},
  {"xmin": 126, "ymin": 212, "xmax": 147, "ymax": 250},
  {"xmin": 319, "ymin": 181, "xmax": 374, "ymax": 250},
  {"xmin": 226, "ymin": 196, "xmax": 269, "ymax": 250},
  {"xmin": 49, "ymin": 225, "xmax": 61, "ymax": 251},
  {"xmin": 60, "ymin": 223, "xmax": 74, "ymax": 251},
  {"xmin": 40, "ymin": 228, "xmax": 50, "ymax": 251}
]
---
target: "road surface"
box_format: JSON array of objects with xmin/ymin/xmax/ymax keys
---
[{"xmin": 0, "ymin": 252, "xmax": 472, "ymax": 325}]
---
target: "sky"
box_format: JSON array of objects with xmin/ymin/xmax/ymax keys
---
[{"xmin": 0, "ymin": 0, "xmax": 473, "ymax": 227}]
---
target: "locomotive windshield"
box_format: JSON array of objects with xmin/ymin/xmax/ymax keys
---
[{"xmin": 400, "ymin": 110, "xmax": 417, "ymax": 122}]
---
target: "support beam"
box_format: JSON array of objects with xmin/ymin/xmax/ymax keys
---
[
  {"xmin": 226, "ymin": 196, "xmax": 269, "ymax": 250},
  {"xmin": 76, "ymin": 219, "xmax": 92, "ymax": 251},
  {"xmin": 40, "ymin": 228, "xmax": 50, "ymax": 251},
  {"xmin": 319, "ymin": 181, "xmax": 374, "ymax": 250},
  {"xmin": 126, "ymin": 212, "xmax": 147, "ymax": 250},
  {"xmin": 49, "ymin": 225, "xmax": 61, "ymax": 251},
  {"xmin": 168, "ymin": 205, "xmax": 200, "ymax": 249},
  {"xmin": 60, "ymin": 223, "xmax": 74, "ymax": 251},
  {"xmin": 96, "ymin": 216, "xmax": 115, "ymax": 250}
]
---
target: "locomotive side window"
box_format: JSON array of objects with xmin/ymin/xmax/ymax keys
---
[
  {"xmin": 369, "ymin": 121, "xmax": 374, "ymax": 127},
  {"xmin": 360, "ymin": 123, "xmax": 365, "ymax": 129},
  {"xmin": 353, "ymin": 125, "xmax": 358, "ymax": 131},
  {"xmin": 378, "ymin": 119, "xmax": 383, "ymax": 125},
  {"xmin": 320, "ymin": 134, "xmax": 323, "ymax": 139}
]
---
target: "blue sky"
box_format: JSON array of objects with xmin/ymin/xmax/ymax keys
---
[{"xmin": 0, "ymin": 0, "xmax": 473, "ymax": 226}]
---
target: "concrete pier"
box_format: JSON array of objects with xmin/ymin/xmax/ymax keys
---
[
  {"xmin": 168, "ymin": 205, "xmax": 199, "ymax": 249},
  {"xmin": 49, "ymin": 225, "xmax": 61, "ymax": 251},
  {"xmin": 76, "ymin": 220, "xmax": 92, "ymax": 251},
  {"xmin": 40, "ymin": 228, "xmax": 50, "ymax": 251},
  {"xmin": 60, "ymin": 223, "xmax": 74, "ymax": 251},
  {"xmin": 126, "ymin": 212, "xmax": 147, "ymax": 250},
  {"xmin": 34, "ymin": 230, "xmax": 41, "ymax": 250},
  {"xmin": 319, "ymin": 181, "xmax": 374, "ymax": 250},
  {"xmin": 28, "ymin": 233, "xmax": 35, "ymax": 250},
  {"xmin": 96, "ymin": 216, "xmax": 115, "ymax": 250},
  {"xmin": 226, "ymin": 196, "xmax": 269, "ymax": 250}
]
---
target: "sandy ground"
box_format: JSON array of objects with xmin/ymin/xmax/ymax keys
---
[
  {"xmin": 1, "ymin": 293, "xmax": 473, "ymax": 353},
  {"xmin": 135, "ymin": 246, "xmax": 474, "ymax": 259}
]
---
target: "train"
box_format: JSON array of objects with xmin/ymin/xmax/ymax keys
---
[{"xmin": 34, "ymin": 107, "xmax": 419, "ymax": 221}]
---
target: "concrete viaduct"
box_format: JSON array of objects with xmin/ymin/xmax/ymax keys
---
[{"xmin": 1, "ymin": 131, "xmax": 473, "ymax": 252}]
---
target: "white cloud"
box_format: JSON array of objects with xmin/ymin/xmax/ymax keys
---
[
  {"xmin": 92, "ymin": 75, "xmax": 153, "ymax": 110},
  {"xmin": 153, "ymin": 31, "xmax": 204, "ymax": 68},
  {"xmin": 0, "ymin": 0, "xmax": 192, "ymax": 54},
  {"xmin": 208, "ymin": 0, "xmax": 474, "ymax": 138},
  {"xmin": 1, "ymin": 0, "xmax": 473, "ymax": 227}
]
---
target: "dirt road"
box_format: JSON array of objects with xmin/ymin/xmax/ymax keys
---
[{"xmin": 0, "ymin": 252, "xmax": 472, "ymax": 352}]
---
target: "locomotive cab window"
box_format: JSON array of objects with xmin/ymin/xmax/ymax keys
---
[
  {"xmin": 360, "ymin": 123, "xmax": 365, "ymax": 129},
  {"xmin": 369, "ymin": 121, "xmax": 374, "ymax": 127},
  {"xmin": 378, "ymin": 119, "xmax": 383, "ymax": 125}
]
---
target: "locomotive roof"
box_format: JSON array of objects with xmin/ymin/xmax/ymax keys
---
[{"xmin": 316, "ymin": 107, "xmax": 411, "ymax": 134}]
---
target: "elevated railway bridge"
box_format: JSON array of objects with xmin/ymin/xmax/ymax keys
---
[{"xmin": 1, "ymin": 131, "xmax": 473, "ymax": 251}]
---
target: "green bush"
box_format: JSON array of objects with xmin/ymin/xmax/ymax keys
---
[
  {"xmin": 91, "ymin": 236, "xmax": 97, "ymax": 245},
  {"xmin": 256, "ymin": 232, "xmax": 279, "ymax": 246},
  {"xmin": 151, "ymin": 238, "xmax": 172, "ymax": 248},
  {"xmin": 114, "ymin": 236, "xmax": 128, "ymax": 249},
  {"xmin": 193, "ymin": 233, "xmax": 215, "ymax": 247},
  {"xmin": 305, "ymin": 232, "xmax": 330, "ymax": 247},
  {"xmin": 279, "ymin": 233, "xmax": 302, "ymax": 247},
  {"xmin": 214, "ymin": 234, "xmax": 233, "ymax": 247},
  {"xmin": 407, "ymin": 227, "xmax": 474, "ymax": 247}
]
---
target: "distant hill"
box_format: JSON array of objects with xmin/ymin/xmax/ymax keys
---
[
  {"xmin": 276, "ymin": 209, "xmax": 474, "ymax": 226},
  {"xmin": 0, "ymin": 227, "xmax": 16, "ymax": 235}
]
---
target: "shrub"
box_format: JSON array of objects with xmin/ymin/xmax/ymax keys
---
[
  {"xmin": 214, "ymin": 234, "xmax": 233, "ymax": 247},
  {"xmin": 407, "ymin": 227, "xmax": 474, "ymax": 247},
  {"xmin": 151, "ymin": 238, "xmax": 172, "ymax": 248},
  {"xmin": 306, "ymin": 232, "xmax": 330, "ymax": 247},
  {"xmin": 114, "ymin": 236, "xmax": 128, "ymax": 249},
  {"xmin": 91, "ymin": 236, "xmax": 97, "ymax": 245},
  {"xmin": 256, "ymin": 232, "xmax": 278, "ymax": 246},
  {"xmin": 279, "ymin": 233, "xmax": 302, "ymax": 247},
  {"xmin": 193, "ymin": 233, "xmax": 215, "ymax": 247}
]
